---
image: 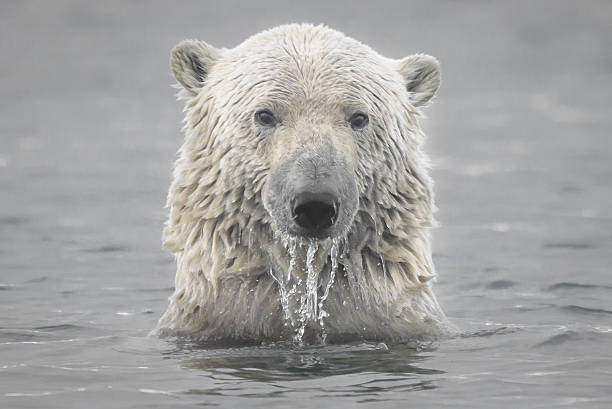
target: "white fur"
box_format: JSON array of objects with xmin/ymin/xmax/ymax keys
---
[{"xmin": 154, "ymin": 24, "xmax": 452, "ymax": 344}]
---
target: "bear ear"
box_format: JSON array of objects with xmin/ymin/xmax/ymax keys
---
[
  {"xmin": 170, "ymin": 39, "xmax": 220, "ymax": 97},
  {"xmin": 397, "ymin": 54, "xmax": 441, "ymax": 107}
]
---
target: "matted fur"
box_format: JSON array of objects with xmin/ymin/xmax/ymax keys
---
[{"xmin": 154, "ymin": 24, "xmax": 452, "ymax": 343}]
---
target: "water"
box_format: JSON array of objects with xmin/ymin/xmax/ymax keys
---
[
  {"xmin": 272, "ymin": 239, "xmax": 337, "ymax": 344},
  {"xmin": 318, "ymin": 239, "xmax": 339, "ymax": 328},
  {"xmin": 298, "ymin": 242, "xmax": 320, "ymax": 342},
  {"xmin": 273, "ymin": 238, "xmax": 341, "ymax": 344},
  {"xmin": 2, "ymin": 1, "xmax": 612, "ymax": 408}
]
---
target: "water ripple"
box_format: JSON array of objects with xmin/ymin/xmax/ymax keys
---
[
  {"xmin": 534, "ymin": 330, "xmax": 583, "ymax": 347},
  {"xmin": 459, "ymin": 326, "xmax": 522, "ymax": 338},
  {"xmin": 0, "ymin": 335, "xmax": 114, "ymax": 346},
  {"xmin": 547, "ymin": 282, "xmax": 612, "ymax": 291},
  {"xmin": 534, "ymin": 325, "xmax": 612, "ymax": 348},
  {"xmin": 80, "ymin": 245, "xmax": 130, "ymax": 253},
  {"xmin": 561, "ymin": 305, "xmax": 612, "ymax": 316},
  {"xmin": 485, "ymin": 280, "xmax": 517, "ymax": 290}
]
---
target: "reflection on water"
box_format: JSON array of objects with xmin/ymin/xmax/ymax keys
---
[
  {"xmin": 171, "ymin": 342, "xmax": 442, "ymax": 402},
  {"xmin": 177, "ymin": 342, "xmax": 443, "ymax": 382}
]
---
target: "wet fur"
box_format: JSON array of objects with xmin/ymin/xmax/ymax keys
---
[{"xmin": 155, "ymin": 24, "xmax": 451, "ymax": 343}]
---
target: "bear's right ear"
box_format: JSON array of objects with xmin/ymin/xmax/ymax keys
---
[{"xmin": 170, "ymin": 39, "xmax": 220, "ymax": 97}]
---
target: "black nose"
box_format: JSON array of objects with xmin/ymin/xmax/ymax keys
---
[{"xmin": 291, "ymin": 191, "xmax": 339, "ymax": 234}]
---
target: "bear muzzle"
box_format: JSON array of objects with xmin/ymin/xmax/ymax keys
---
[{"xmin": 265, "ymin": 147, "xmax": 358, "ymax": 241}]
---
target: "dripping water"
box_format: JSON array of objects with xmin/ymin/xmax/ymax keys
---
[
  {"xmin": 294, "ymin": 241, "xmax": 319, "ymax": 343},
  {"xmin": 270, "ymin": 236, "xmax": 344, "ymax": 344},
  {"xmin": 318, "ymin": 238, "xmax": 340, "ymax": 343},
  {"xmin": 269, "ymin": 238, "xmax": 298, "ymax": 327},
  {"xmin": 285, "ymin": 239, "xmax": 298, "ymax": 326},
  {"xmin": 268, "ymin": 267, "xmax": 293, "ymax": 327},
  {"xmin": 305, "ymin": 242, "xmax": 319, "ymax": 323}
]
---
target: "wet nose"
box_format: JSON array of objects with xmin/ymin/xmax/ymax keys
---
[{"xmin": 291, "ymin": 191, "xmax": 339, "ymax": 235}]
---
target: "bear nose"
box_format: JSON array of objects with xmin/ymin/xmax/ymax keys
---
[{"xmin": 291, "ymin": 191, "xmax": 339, "ymax": 235}]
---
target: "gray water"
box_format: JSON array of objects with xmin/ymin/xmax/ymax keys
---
[{"xmin": 1, "ymin": 1, "xmax": 611, "ymax": 408}]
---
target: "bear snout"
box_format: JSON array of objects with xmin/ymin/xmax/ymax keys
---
[
  {"xmin": 285, "ymin": 171, "xmax": 356, "ymax": 239},
  {"xmin": 265, "ymin": 148, "xmax": 359, "ymax": 240},
  {"xmin": 291, "ymin": 190, "xmax": 340, "ymax": 238}
]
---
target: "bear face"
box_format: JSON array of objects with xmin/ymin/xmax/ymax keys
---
[
  {"xmin": 158, "ymin": 24, "xmax": 449, "ymax": 343},
  {"xmin": 170, "ymin": 25, "xmax": 440, "ymax": 243}
]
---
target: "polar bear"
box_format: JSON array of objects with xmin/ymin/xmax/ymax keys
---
[{"xmin": 155, "ymin": 24, "xmax": 451, "ymax": 344}]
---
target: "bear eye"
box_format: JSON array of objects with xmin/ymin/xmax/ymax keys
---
[
  {"xmin": 255, "ymin": 109, "xmax": 278, "ymax": 127},
  {"xmin": 348, "ymin": 112, "xmax": 369, "ymax": 130}
]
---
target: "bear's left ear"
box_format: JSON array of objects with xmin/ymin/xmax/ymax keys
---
[
  {"xmin": 171, "ymin": 39, "xmax": 220, "ymax": 97},
  {"xmin": 397, "ymin": 54, "xmax": 441, "ymax": 107}
]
